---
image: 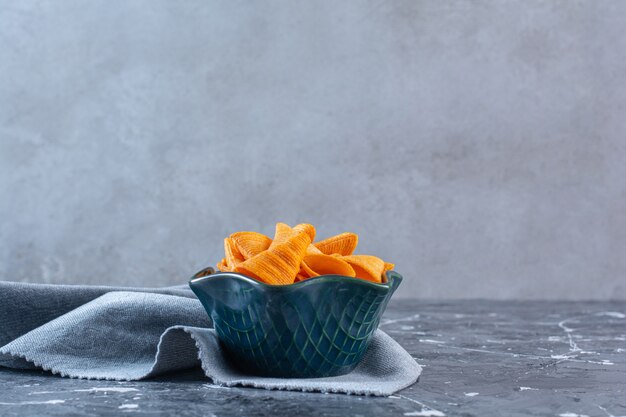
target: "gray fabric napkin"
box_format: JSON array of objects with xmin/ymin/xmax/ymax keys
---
[{"xmin": 0, "ymin": 281, "xmax": 421, "ymax": 396}]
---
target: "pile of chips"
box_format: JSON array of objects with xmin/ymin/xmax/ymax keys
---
[{"xmin": 217, "ymin": 222, "xmax": 394, "ymax": 285}]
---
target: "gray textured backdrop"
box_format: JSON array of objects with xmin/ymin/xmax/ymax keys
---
[{"xmin": 1, "ymin": 1, "xmax": 625, "ymax": 299}]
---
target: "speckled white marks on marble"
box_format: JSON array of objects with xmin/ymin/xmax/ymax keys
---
[
  {"xmin": 0, "ymin": 400, "xmax": 66, "ymax": 405},
  {"xmin": 1, "ymin": 300, "xmax": 624, "ymax": 416},
  {"xmin": 598, "ymin": 312, "xmax": 626, "ymax": 319},
  {"xmin": 31, "ymin": 387, "xmax": 140, "ymax": 394},
  {"xmin": 404, "ymin": 410, "xmax": 446, "ymax": 416},
  {"xmin": 202, "ymin": 383, "xmax": 231, "ymax": 390},
  {"xmin": 77, "ymin": 387, "xmax": 140, "ymax": 393},
  {"xmin": 397, "ymin": 394, "xmax": 446, "ymax": 417},
  {"xmin": 379, "ymin": 314, "xmax": 421, "ymax": 327}
]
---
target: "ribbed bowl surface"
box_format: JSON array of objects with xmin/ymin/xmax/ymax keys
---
[{"xmin": 190, "ymin": 268, "xmax": 402, "ymax": 378}]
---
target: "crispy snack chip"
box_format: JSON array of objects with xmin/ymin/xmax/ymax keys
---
[
  {"xmin": 221, "ymin": 237, "xmax": 244, "ymax": 271},
  {"xmin": 293, "ymin": 223, "xmax": 316, "ymax": 242},
  {"xmin": 270, "ymin": 222, "xmax": 316, "ymax": 248},
  {"xmin": 216, "ymin": 258, "xmax": 229, "ymax": 272},
  {"xmin": 269, "ymin": 222, "xmax": 294, "ymax": 248},
  {"xmin": 234, "ymin": 224, "xmax": 312, "ymax": 285},
  {"xmin": 306, "ymin": 245, "xmax": 323, "ymax": 255},
  {"xmin": 230, "ymin": 231, "xmax": 272, "ymax": 259},
  {"xmin": 295, "ymin": 272, "xmax": 309, "ymax": 282},
  {"xmin": 313, "ymin": 232, "xmax": 358, "ymax": 256},
  {"xmin": 342, "ymin": 255, "xmax": 386, "ymax": 283},
  {"xmin": 300, "ymin": 254, "xmax": 356, "ymax": 278},
  {"xmin": 216, "ymin": 222, "xmax": 394, "ymax": 285}
]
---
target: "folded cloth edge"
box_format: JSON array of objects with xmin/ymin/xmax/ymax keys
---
[
  {"xmin": 0, "ymin": 284, "xmax": 421, "ymax": 396},
  {"xmin": 183, "ymin": 327, "xmax": 423, "ymax": 396}
]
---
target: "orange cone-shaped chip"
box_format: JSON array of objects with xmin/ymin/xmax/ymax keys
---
[
  {"xmin": 300, "ymin": 253, "xmax": 356, "ymax": 278},
  {"xmin": 295, "ymin": 272, "xmax": 309, "ymax": 282},
  {"xmin": 266, "ymin": 223, "xmax": 318, "ymax": 279},
  {"xmin": 299, "ymin": 243, "xmax": 323, "ymax": 277},
  {"xmin": 235, "ymin": 227, "xmax": 312, "ymax": 285},
  {"xmin": 314, "ymin": 232, "xmax": 358, "ymax": 256},
  {"xmin": 230, "ymin": 231, "xmax": 272, "ymax": 259},
  {"xmin": 342, "ymin": 255, "xmax": 385, "ymax": 283},
  {"xmin": 306, "ymin": 244, "xmax": 323, "ymax": 255},
  {"xmin": 216, "ymin": 258, "xmax": 229, "ymax": 272},
  {"xmin": 294, "ymin": 223, "xmax": 316, "ymax": 242},
  {"xmin": 269, "ymin": 222, "xmax": 293, "ymax": 248},
  {"xmin": 218, "ymin": 237, "xmax": 244, "ymax": 271},
  {"xmin": 269, "ymin": 222, "xmax": 316, "ymax": 248}
]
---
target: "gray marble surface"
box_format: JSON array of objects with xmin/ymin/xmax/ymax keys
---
[{"xmin": 0, "ymin": 300, "xmax": 624, "ymax": 417}]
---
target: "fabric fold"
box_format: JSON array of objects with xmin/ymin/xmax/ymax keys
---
[{"xmin": 0, "ymin": 281, "xmax": 421, "ymax": 396}]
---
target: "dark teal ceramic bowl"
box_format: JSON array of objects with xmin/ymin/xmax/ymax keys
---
[{"xmin": 189, "ymin": 267, "xmax": 402, "ymax": 378}]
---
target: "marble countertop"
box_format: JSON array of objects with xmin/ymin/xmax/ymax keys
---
[{"xmin": 0, "ymin": 300, "xmax": 624, "ymax": 417}]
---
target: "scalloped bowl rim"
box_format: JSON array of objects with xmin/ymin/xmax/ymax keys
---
[{"xmin": 189, "ymin": 268, "xmax": 401, "ymax": 294}]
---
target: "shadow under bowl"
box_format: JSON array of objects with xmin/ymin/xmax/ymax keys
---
[{"xmin": 189, "ymin": 267, "xmax": 403, "ymax": 378}]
